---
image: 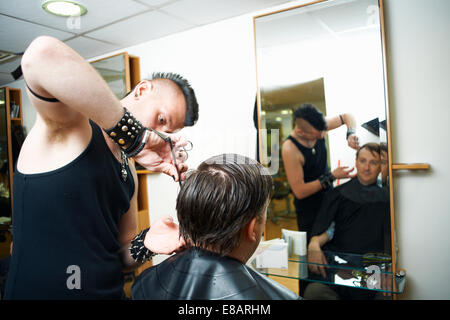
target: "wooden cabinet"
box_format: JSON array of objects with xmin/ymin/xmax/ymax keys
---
[
  {"xmin": 135, "ymin": 170, "xmax": 154, "ymax": 275},
  {"xmin": 0, "ymin": 87, "xmax": 23, "ymax": 217},
  {"xmin": 0, "ymin": 87, "xmax": 23, "ymax": 259}
]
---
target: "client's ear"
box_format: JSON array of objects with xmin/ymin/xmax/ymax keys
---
[{"xmin": 245, "ymin": 217, "xmax": 259, "ymax": 243}]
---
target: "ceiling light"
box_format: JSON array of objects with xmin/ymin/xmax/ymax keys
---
[{"xmin": 42, "ymin": 1, "xmax": 87, "ymax": 17}]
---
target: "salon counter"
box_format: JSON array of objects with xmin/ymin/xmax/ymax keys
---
[{"xmin": 251, "ymin": 250, "xmax": 406, "ymax": 296}]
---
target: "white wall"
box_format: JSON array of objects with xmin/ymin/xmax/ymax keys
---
[
  {"xmin": 6, "ymin": 0, "xmax": 450, "ymax": 298},
  {"xmin": 383, "ymin": 0, "xmax": 450, "ymax": 299}
]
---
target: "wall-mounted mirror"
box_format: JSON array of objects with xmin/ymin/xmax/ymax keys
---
[
  {"xmin": 254, "ymin": 0, "xmax": 395, "ymax": 295},
  {"xmin": 91, "ymin": 52, "xmax": 141, "ymax": 99}
]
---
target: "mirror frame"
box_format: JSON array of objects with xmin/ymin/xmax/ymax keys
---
[
  {"xmin": 90, "ymin": 52, "xmax": 141, "ymax": 99},
  {"xmin": 253, "ymin": 0, "xmax": 398, "ymax": 281}
]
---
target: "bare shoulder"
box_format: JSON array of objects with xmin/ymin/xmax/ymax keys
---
[
  {"xmin": 282, "ymin": 138, "xmax": 295, "ymax": 152},
  {"xmin": 282, "ymin": 139, "xmax": 304, "ymax": 164}
]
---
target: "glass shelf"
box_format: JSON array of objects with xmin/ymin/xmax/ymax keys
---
[{"xmin": 251, "ymin": 250, "xmax": 405, "ymax": 295}]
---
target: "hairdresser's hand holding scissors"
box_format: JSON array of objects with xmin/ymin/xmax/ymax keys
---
[
  {"xmin": 133, "ymin": 128, "xmax": 191, "ymax": 183},
  {"xmin": 347, "ymin": 133, "xmax": 360, "ymax": 150}
]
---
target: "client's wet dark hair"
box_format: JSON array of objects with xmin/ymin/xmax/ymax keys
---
[
  {"xmin": 176, "ymin": 154, "xmax": 273, "ymax": 256},
  {"xmin": 356, "ymin": 142, "xmax": 381, "ymax": 158}
]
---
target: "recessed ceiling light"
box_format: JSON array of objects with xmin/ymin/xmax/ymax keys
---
[{"xmin": 42, "ymin": 1, "xmax": 87, "ymax": 17}]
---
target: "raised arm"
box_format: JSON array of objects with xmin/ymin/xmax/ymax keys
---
[
  {"xmin": 326, "ymin": 113, "xmax": 359, "ymax": 150},
  {"xmin": 21, "ymin": 36, "xmax": 123, "ymax": 130}
]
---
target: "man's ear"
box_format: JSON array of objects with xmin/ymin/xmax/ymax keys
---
[
  {"xmin": 245, "ymin": 217, "xmax": 259, "ymax": 243},
  {"xmin": 134, "ymin": 80, "xmax": 153, "ymax": 99}
]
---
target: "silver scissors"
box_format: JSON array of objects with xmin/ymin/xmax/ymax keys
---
[{"xmin": 149, "ymin": 128, "xmax": 193, "ymax": 187}]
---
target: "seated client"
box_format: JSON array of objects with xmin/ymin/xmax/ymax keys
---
[
  {"xmin": 305, "ymin": 143, "xmax": 391, "ymax": 300},
  {"xmin": 131, "ymin": 154, "xmax": 300, "ymax": 300}
]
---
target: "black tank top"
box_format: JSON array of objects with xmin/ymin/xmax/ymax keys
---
[
  {"xmin": 286, "ymin": 135, "xmax": 328, "ymax": 183},
  {"xmin": 286, "ymin": 136, "xmax": 329, "ymax": 227},
  {"xmin": 4, "ymin": 121, "xmax": 134, "ymax": 299}
]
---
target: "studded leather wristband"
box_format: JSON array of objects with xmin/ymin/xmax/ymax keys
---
[
  {"xmin": 346, "ymin": 128, "xmax": 356, "ymax": 139},
  {"xmin": 319, "ymin": 172, "xmax": 336, "ymax": 190},
  {"xmin": 104, "ymin": 107, "xmax": 146, "ymax": 150},
  {"xmin": 129, "ymin": 228, "xmax": 156, "ymax": 264},
  {"xmin": 125, "ymin": 129, "xmax": 151, "ymax": 158}
]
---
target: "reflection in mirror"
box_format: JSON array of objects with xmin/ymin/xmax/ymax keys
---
[
  {"xmin": 91, "ymin": 53, "xmax": 128, "ymax": 99},
  {"xmin": 255, "ymin": 0, "xmax": 392, "ymax": 298}
]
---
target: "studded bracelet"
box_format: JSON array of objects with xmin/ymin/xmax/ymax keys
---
[{"xmin": 104, "ymin": 107, "xmax": 146, "ymax": 152}]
